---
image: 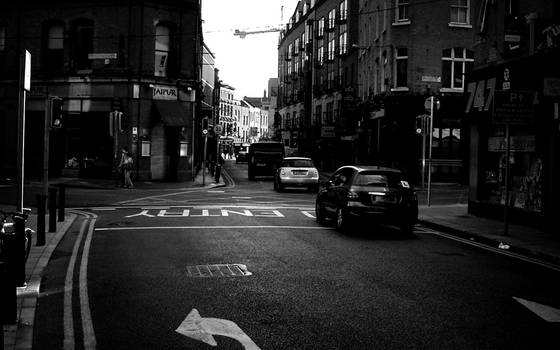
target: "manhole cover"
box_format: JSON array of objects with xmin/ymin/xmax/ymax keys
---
[{"xmin": 186, "ymin": 264, "xmax": 252, "ymax": 278}]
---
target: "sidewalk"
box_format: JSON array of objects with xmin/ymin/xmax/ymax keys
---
[
  {"xmin": 2, "ymin": 213, "xmax": 76, "ymax": 350},
  {"xmin": 418, "ymin": 204, "xmax": 560, "ymax": 267}
]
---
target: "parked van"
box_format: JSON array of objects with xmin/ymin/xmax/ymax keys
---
[{"xmin": 247, "ymin": 142, "xmax": 285, "ymax": 180}]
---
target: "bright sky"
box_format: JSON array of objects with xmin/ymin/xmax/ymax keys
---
[{"xmin": 201, "ymin": 0, "xmax": 299, "ymax": 99}]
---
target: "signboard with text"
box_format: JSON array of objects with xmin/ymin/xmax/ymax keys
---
[{"xmin": 493, "ymin": 90, "xmax": 535, "ymax": 125}]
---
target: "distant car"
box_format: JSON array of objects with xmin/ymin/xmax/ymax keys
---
[
  {"xmin": 236, "ymin": 143, "xmax": 250, "ymax": 163},
  {"xmin": 274, "ymin": 157, "xmax": 319, "ymax": 192},
  {"xmin": 315, "ymin": 165, "xmax": 418, "ymax": 234}
]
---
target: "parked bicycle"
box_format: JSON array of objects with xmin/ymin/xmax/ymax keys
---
[{"xmin": 0, "ymin": 208, "xmax": 33, "ymax": 263}]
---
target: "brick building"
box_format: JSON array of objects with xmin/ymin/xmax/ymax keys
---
[{"xmin": 0, "ymin": 0, "xmax": 204, "ymax": 181}]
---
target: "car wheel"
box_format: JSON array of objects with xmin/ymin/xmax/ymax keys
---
[
  {"xmin": 336, "ymin": 207, "xmax": 349, "ymax": 232},
  {"xmin": 315, "ymin": 202, "xmax": 326, "ymax": 224}
]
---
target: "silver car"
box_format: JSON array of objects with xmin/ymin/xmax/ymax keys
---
[{"xmin": 274, "ymin": 157, "xmax": 319, "ymax": 192}]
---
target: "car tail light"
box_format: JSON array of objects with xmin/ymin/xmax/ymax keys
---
[
  {"xmin": 280, "ymin": 169, "xmax": 287, "ymax": 176},
  {"xmin": 310, "ymin": 168, "xmax": 318, "ymax": 177},
  {"xmin": 347, "ymin": 191, "xmax": 358, "ymax": 201}
]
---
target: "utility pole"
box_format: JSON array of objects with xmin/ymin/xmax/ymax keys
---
[{"xmin": 17, "ymin": 50, "xmax": 31, "ymax": 213}]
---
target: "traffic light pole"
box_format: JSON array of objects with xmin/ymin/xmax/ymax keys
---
[{"xmin": 427, "ymin": 97, "xmax": 434, "ymax": 207}]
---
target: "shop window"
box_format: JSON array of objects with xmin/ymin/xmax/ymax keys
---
[
  {"xmin": 71, "ymin": 19, "xmax": 94, "ymax": 70},
  {"xmin": 179, "ymin": 141, "xmax": 188, "ymax": 157},
  {"xmin": 394, "ymin": 47, "xmax": 408, "ymax": 88},
  {"xmin": 442, "ymin": 47, "xmax": 474, "ymax": 90},
  {"xmin": 481, "ymin": 126, "xmax": 542, "ymax": 212},
  {"xmin": 450, "ymin": 0, "xmax": 470, "ymax": 25}
]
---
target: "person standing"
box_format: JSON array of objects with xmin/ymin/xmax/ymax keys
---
[
  {"xmin": 215, "ymin": 152, "xmax": 225, "ymax": 183},
  {"xmin": 118, "ymin": 147, "xmax": 134, "ymax": 188}
]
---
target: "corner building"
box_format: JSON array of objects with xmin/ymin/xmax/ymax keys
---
[
  {"xmin": 0, "ymin": 0, "xmax": 203, "ymax": 181},
  {"xmin": 465, "ymin": 0, "xmax": 560, "ymax": 231}
]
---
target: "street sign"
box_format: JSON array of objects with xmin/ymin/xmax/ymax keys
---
[
  {"xmin": 202, "ymin": 129, "xmax": 208, "ymax": 136},
  {"xmin": 214, "ymin": 124, "xmax": 223, "ymax": 135},
  {"xmin": 493, "ymin": 90, "xmax": 534, "ymax": 125}
]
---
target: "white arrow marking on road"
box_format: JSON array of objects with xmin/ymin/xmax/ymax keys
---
[
  {"xmin": 176, "ymin": 309, "xmax": 261, "ymax": 349},
  {"xmin": 513, "ymin": 297, "xmax": 560, "ymax": 322}
]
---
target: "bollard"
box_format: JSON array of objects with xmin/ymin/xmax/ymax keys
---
[
  {"xmin": 48, "ymin": 187, "xmax": 57, "ymax": 233},
  {"xmin": 0, "ymin": 261, "xmax": 17, "ymax": 325},
  {"xmin": 36, "ymin": 194, "xmax": 47, "ymax": 246},
  {"xmin": 12, "ymin": 213, "xmax": 27, "ymax": 287},
  {"xmin": 58, "ymin": 184, "xmax": 65, "ymax": 222}
]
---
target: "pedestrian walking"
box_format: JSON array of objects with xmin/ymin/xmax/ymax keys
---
[
  {"xmin": 118, "ymin": 147, "xmax": 134, "ymax": 188},
  {"xmin": 215, "ymin": 152, "xmax": 225, "ymax": 183}
]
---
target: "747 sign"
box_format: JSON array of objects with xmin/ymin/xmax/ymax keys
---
[{"xmin": 465, "ymin": 77, "xmax": 496, "ymax": 114}]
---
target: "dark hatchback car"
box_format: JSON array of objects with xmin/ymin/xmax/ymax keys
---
[{"xmin": 315, "ymin": 165, "xmax": 418, "ymax": 234}]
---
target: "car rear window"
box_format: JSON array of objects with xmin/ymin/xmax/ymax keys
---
[
  {"xmin": 282, "ymin": 159, "xmax": 314, "ymax": 167},
  {"xmin": 354, "ymin": 172, "xmax": 402, "ymax": 187}
]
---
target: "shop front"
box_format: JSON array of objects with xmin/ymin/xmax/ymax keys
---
[{"xmin": 465, "ymin": 51, "xmax": 560, "ymax": 231}]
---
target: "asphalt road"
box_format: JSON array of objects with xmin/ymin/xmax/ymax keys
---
[{"xmin": 33, "ymin": 161, "xmax": 560, "ymax": 349}]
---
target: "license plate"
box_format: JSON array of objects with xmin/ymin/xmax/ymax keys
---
[
  {"xmin": 292, "ymin": 170, "xmax": 307, "ymax": 175},
  {"xmin": 256, "ymin": 163, "xmax": 266, "ymax": 166},
  {"xmin": 371, "ymin": 195, "xmax": 397, "ymax": 203}
]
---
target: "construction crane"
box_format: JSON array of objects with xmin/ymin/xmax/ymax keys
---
[
  {"xmin": 234, "ymin": 27, "xmax": 283, "ymax": 39},
  {"xmin": 233, "ymin": 5, "xmax": 284, "ymax": 39}
]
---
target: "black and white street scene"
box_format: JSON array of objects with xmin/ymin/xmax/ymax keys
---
[{"xmin": 2, "ymin": 1, "xmax": 560, "ymax": 349}]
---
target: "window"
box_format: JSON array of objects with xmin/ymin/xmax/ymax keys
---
[
  {"xmin": 71, "ymin": 19, "xmax": 93, "ymax": 70},
  {"xmin": 294, "ymin": 38, "xmax": 299, "ymax": 56},
  {"xmin": 339, "ymin": 0, "xmax": 348, "ymax": 21},
  {"xmin": 442, "ymin": 47, "xmax": 474, "ymax": 90},
  {"xmin": 395, "ymin": 47, "xmax": 408, "ymax": 88},
  {"xmin": 328, "ymin": 9, "xmax": 336, "ymax": 30},
  {"xmin": 314, "ymin": 105, "xmax": 322, "ymax": 125},
  {"xmin": 0, "ymin": 25, "xmax": 5, "ymax": 51},
  {"xmin": 326, "ymin": 102, "xmax": 334, "ymax": 124},
  {"xmin": 395, "ymin": 0, "xmax": 409, "ymax": 22},
  {"xmin": 43, "ymin": 22, "xmax": 65, "ymax": 73},
  {"xmin": 338, "ymin": 25, "xmax": 348, "ymax": 55},
  {"xmin": 450, "ymin": 0, "xmax": 470, "ymax": 24},
  {"xmin": 155, "ymin": 24, "xmax": 171, "ymax": 77},
  {"xmin": 317, "ymin": 17, "xmax": 325, "ymax": 37},
  {"xmin": 327, "ymin": 33, "xmax": 335, "ymax": 62},
  {"xmin": 375, "ymin": 6, "xmax": 380, "ymax": 38},
  {"xmin": 317, "ymin": 42, "xmax": 324, "ymax": 65}
]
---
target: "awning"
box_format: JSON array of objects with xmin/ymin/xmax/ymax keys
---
[{"xmin": 153, "ymin": 100, "xmax": 191, "ymax": 127}]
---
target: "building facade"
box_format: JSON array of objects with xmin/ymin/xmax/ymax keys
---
[
  {"xmin": 278, "ymin": 0, "xmax": 360, "ymax": 167},
  {"xmin": 465, "ymin": 0, "xmax": 560, "ymax": 231},
  {"xmin": 0, "ymin": 0, "xmax": 204, "ymax": 182}
]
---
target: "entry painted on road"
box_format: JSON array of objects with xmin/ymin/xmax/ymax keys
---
[{"xmin": 123, "ymin": 208, "xmax": 318, "ymax": 218}]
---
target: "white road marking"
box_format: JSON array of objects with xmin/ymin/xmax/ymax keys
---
[
  {"xmin": 176, "ymin": 309, "xmax": 260, "ymax": 349},
  {"xmin": 232, "ymin": 197, "xmax": 252, "ymax": 199},
  {"xmin": 301, "ymin": 211, "xmax": 316, "ymax": 218},
  {"xmin": 207, "ymin": 190, "xmax": 225, "ymax": 193},
  {"xmin": 80, "ymin": 215, "xmax": 97, "ymax": 350},
  {"xmin": 63, "ymin": 218, "xmax": 88, "ymax": 350},
  {"xmin": 513, "ymin": 297, "xmax": 560, "ymax": 322},
  {"xmin": 96, "ymin": 225, "xmax": 333, "ymax": 231}
]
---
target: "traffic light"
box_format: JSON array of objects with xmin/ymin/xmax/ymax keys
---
[{"xmin": 50, "ymin": 97, "xmax": 64, "ymax": 129}]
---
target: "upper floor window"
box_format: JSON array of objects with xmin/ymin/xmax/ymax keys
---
[
  {"xmin": 317, "ymin": 17, "xmax": 325, "ymax": 37},
  {"xmin": 394, "ymin": 47, "xmax": 408, "ymax": 88},
  {"xmin": 0, "ymin": 25, "xmax": 6, "ymax": 51},
  {"xmin": 71, "ymin": 19, "xmax": 94, "ymax": 70},
  {"xmin": 155, "ymin": 24, "xmax": 171, "ymax": 77},
  {"xmin": 450, "ymin": 0, "xmax": 470, "ymax": 25},
  {"xmin": 395, "ymin": 0, "xmax": 409, "ymax": 23},
  {"xmin": 328, "ymin": 9, "xmax": 336, "ymax": 30},
  {"xmin": 43, "ymin": 21, "xmax": 65, "ymax": 73},
  {"xmin": 442, "ymin": 47, "xmax": 474, "ymax": 90},
  {"xmin": 338, "ymin": 25, "xmax": 348, "ymax": 55},
  {"xmin": 338, "ymin": 0, "xmax": 348, "ymax": 21}
]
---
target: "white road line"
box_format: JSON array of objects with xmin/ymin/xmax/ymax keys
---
[
  {"xmin": 96, "ymin": 225, "xmax": 333, "ymax": 231},
  {"xmin": 301, "ymin": 211, "xmax": 316, "ymax": 219},
  {"xmin": 80, "ymin": 214, "xmax": 97, "ymax": 350},
  {"xmin": 63, "ymin": 218, "xmax": 88, "ymax": 350}
]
